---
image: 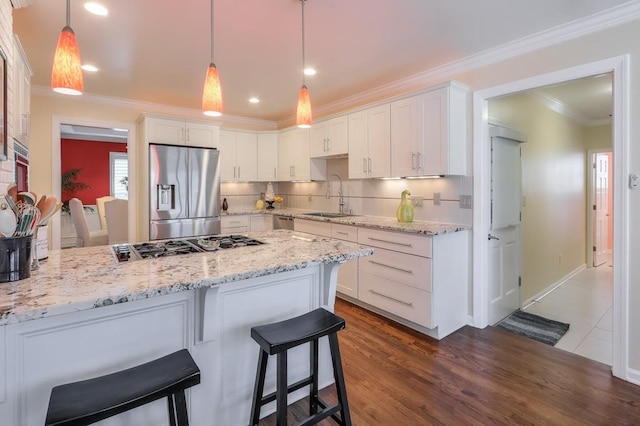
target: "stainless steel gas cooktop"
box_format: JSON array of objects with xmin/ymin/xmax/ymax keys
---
[{"xmin": 112, "ymin": 235, "xmax": 265, "ymax": 263}]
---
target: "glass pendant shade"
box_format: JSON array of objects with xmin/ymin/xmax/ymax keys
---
[
  {"xmin": 51, "ymin": 26, "xmax": 83, "ymax": 95},
  {"xmin": 202, "ymin": 63, "xmax": 223, "ymax": 117},
  {"xmin": 296, "ymin": 85, "xmax": 312, "ymax": 128}
]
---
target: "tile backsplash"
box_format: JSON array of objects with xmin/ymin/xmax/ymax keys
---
[{"xmin": 222, "ymin": 159, "xmax": 472, "ymax": 225}]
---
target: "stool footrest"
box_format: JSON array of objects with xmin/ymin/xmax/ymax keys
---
[
  {"xmin": 297, "ymin": 400, "xmax": 342, "ymax": 426},
  {"xmin": 260, "ymin": 375, "xmax": 314, "ymax": 406}
]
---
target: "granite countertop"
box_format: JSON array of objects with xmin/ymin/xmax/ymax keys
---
[
  {"xmin": 222, "ymin": 208, "xmax": 470, "ymax": 236},
  {"xmin": 0, "ymin": 230, "xmax": 373, "ymax": 326}
]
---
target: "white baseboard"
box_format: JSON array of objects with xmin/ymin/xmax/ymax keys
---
[
  {"xmin": 522, "ymin": 264, "xmax": 587, "ymax": 309},
  {"xmin": 625, "ymin": 367, "xmax": 640, "ymax": 386}
]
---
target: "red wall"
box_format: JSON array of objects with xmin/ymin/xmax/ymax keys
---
[{"xmin": 61, "ymin": 139, "xmax": 127, "ymax": 205}]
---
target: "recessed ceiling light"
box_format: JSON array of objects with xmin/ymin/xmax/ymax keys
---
[
  {"xmin": 84, "ymin": 2, "xmax": 108, "ymax": 16},
  {"xmin": 304, "ymin": 68, "xmax": 316, "ymax": 76},
  {"xmin": 81, "ymin": 64, "xmax": 98, "ymax": 72},
  {"xmin": 249, "ymin": 97, "xmax": 260, "ymax": 104}
]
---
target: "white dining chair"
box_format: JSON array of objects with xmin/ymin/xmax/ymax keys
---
[
  {"xmin": 69, "ymin": 198, "xmax": 109, "ymax": 247},
  {"xmin": 96, "ymin": 196, "xmax": 116, "ymax": 230},
  {"xmin": 104, "ymin": 199, "xmax": 129, "ymax": 245}
]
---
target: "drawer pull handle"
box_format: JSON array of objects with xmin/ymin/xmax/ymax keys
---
[
  {"xmin": 335, "ymin": 231, "xmax": 349, "ymax": 235},
  {"xmin": 368, "ymin": 260, "xmax": 413, "ymax": 274},
  {"xmin": 369, "ymin": 289, "xmax": 413, "ymax": 307},
  {"xmin": 368, "ymin": 237, "xmax": 412, "ymax": 248}
]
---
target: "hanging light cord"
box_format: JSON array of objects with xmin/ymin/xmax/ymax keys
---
[
  {"xmin": 210, "ymin": 0, "xmax": 215, "ymax": 63},
  {"xmin": 66, "ymin": 0, "xmax": 71, "ymax": 27},
  {"xmin": 301, "ymin": 0, "xmax": 306, "ymax": 86}
]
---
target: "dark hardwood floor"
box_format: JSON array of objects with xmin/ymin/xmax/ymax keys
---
[{"xmin": 260, "ymin": 298, "xmax": 640, "ymax": 425}]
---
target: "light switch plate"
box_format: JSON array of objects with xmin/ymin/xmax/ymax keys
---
[
  {"xmin": 411, "ymin": 196, "xmax": 424, "ymax": 207},
  {"xmin": 459, "ymin": 195, "xmax": 473, "ymax": 209},
  {"xmin": 433, "ymin": 193, "xmax": 441, "ymax": 205}
]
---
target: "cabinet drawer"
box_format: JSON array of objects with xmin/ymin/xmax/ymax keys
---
[
  {"xmin": 358, "ymin": 227, "xmax": 431, "ymax": 257},
  {"xmin": 294, "ymin": 219, "xmax": 332, "ymax": 237},
  {"xmin": 359, "ymin": 248, "xmax": 431, "ymax": 291},
  {"xmin": 359, "ymin": 273, "xmax": 433, "ymax": 328},
  {"xmin": 331, "ymin": 224, "xmax": 358, "ymax": 242},
  {"xmin": 221, "ymin": 215, "xmax": 250, "ymax": 234},
  {"xmin": 221, "ymin": 215, "xmax": 250, "ymax": 227}
]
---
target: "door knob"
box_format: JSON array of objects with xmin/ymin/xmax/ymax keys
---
[{"xmin": 488, "ymin": 234, "xmax": 500, "ymax": 241}]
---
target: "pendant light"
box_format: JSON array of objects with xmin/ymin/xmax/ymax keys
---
[
  {"xmin": 51, "ymin": 0, "xmax": 83, "ymax": 95},
  {"xmin": 202, "ymin": 0, "xmax": 223, "ymax": 116},
  {"xmin": 296, "ymin": 0, "xmax": 312, "ymax": 128}
]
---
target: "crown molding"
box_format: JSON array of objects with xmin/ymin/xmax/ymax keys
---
[
  {"xmin": 31, "ymin": 86, "xmax": 279, "ymax": 130},
  {"xmin": 311, "ymin": 1, "xmax": 640, "ymax": 121},
  {"xmin": 531, "ymin": 91, "xmax": 612, "ymax": 127}
]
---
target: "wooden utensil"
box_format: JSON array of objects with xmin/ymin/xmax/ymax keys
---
[
  {"xmin": 38, "ymin": 198, "xmax": 60, "ymax": 225},
  {"xmin": 35, "ymin": 195, "xmax": 47, "ymax": 212}
]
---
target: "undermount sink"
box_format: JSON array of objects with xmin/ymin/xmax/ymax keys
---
[{"xmin": 304, "ymin": 212, "xmax": 355, "ymax": 218}]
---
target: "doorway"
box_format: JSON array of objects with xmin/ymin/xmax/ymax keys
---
[
  {"xmin": 50, "ymin": 116, "xmax": 137, "ymax": 250},
  {"xmin": 473, "ymin": 55, "xmax": 629, "ymax": 379}
]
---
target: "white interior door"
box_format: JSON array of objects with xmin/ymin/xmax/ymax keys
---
[
  {"xmin": 593, "ymin": 152, "xmax": 610, "ymax": 267},
  {"xmin": 488, "ymin": 127, "xmax": 525, "ymax": 325}
]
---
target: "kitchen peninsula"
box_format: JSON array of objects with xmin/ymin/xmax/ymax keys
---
[{"xmin": 0, "ymin": 230, "xmax": 372, "ymax": 425}]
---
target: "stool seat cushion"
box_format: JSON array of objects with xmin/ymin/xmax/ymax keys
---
[
  {"xmin": 251, "ymin": 308, "xmax": 346, "ymax": 355},
  {"xmin": 45, "ymin": 349, "xmax": 200, "ymax": 425}
]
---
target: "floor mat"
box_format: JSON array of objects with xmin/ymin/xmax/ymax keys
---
[{"xmin": 497, "ymin": 310, "xmax": 570, "ymax": 346}]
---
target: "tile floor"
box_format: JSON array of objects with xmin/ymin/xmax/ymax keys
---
[{"xmin": 524, "ymin": 255, "xmax": 613, "ymax": 365}]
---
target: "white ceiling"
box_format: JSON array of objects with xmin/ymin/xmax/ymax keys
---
[{"xmin": 13, "ymin": 0, "xmax": 629, "ymax": 125}]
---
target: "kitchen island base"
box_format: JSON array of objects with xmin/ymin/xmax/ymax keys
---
[{"xmin": 0, "ymin": 264, "xmax": 341, "ymax": 426}]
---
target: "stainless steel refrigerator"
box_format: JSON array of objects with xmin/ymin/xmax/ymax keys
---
[{"xmin": 149, "ymin": 144, "xmax": 221, "ymax": 240}]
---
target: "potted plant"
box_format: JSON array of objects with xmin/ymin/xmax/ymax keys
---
[{"xmin": 61, "ymin": 168, "xmax": 92, "ymax": 213}]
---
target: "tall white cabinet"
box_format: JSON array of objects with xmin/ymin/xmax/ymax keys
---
[
  {"xmin": 12, "ymin": 35, "xmax": 32, "ymax": 147},
  {"xmin": 219, "ymin": 130, "xmax": 258, "ymax": 182},
  {"xmin": 257, "ymin": 133, "xmax": 278, "ymax": 182},
  {"xmin": 391, "ymin": 81, "xmax": 468, "ymax": 177},
  {"xmin": 347, "ymin": 104, "xmax": 391, "ymax": 179},
  {"xmin": 278, "ymin": 128, "xmax": 321, "ymax": 181}
]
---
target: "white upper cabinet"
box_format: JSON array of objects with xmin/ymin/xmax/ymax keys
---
[
  {"xmin": 348, "ymin": 104, "xmax": 391, "ymax": 179},
  {"xmin": 309, "ymin": 116, "xmax": 348, "ymax": 158},
  {"xmin": 13, "ymin": 35, "xmax": 32, "ymax": 147},
  {"xmin": 219, "ymin": 130, "xmax": 258, "ymax": 182},
  {"xmin": 278, "ymin": 128, "xmax": 312, "ymax": 181},
  {"xmin": 257, "ymin": 133, "xmax": 278, "ymax": 182},
  {"xmin": 143, "ymin": 116, "xmax": 219, "ymax": 148},
  {"xmin": 391, "ymin": 82, "xmax": 468, "ymax": 177}
]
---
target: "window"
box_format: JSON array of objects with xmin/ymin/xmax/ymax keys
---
[{"xmin": 110, "ymin": 152, "xmax": 128, "ymax": 199}]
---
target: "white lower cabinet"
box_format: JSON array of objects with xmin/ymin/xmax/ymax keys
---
[
  {"xmin": 359, "ymin": 248, "xmax": 433, "ymax": 328},
  {"xmin": 357, "ymin": 227, "xmax": 468, "ymax": 339},
  {"xmin": 221, "ymin": 214, "xmax": 272, "ymax": 234},
  {"xmin": 295, "ymin": 219, "xmax": 468, "ymax": 339},
  {"xmin": 294, "ymin": 220, "xmax": 359, "ymax": 298}
]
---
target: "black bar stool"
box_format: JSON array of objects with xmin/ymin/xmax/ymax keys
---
[
  {"xmin": 45, "ymin": 349, "xmax": 201, "ymax": 426},
  {"xmin": 249, "ymin": 308, "xmax": 352, "ymax": 426}
]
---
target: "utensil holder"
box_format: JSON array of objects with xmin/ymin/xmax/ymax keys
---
[
  {"xmin": 30, "ymin": 226, "xmax": 40, "ymax": 272},
  {"xmin": 0, "ymin": 235, "xmax": 32, "ymax": 283}
]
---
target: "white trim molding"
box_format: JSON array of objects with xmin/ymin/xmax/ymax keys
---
[
  {"xmin": 52, "ymin": 116, "xmax": 138, "ymax": 249},
  {"xmin": 473, "ymin": 55, "xmax": 630, "ymax": 381}
]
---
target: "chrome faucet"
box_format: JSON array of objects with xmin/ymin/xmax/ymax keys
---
[{"xmin": 326, "ymin": 173, "xmax": 346, "ymax": 214}]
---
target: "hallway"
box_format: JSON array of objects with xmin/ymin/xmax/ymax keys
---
[{"xmin": 524, "ymin": 257, "xmax": 613, "ymax": 365}]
